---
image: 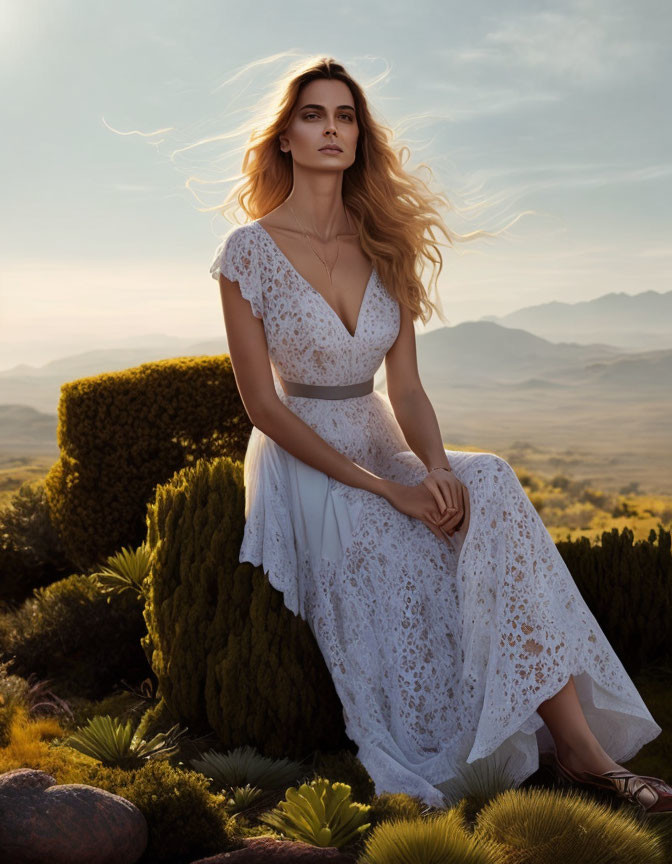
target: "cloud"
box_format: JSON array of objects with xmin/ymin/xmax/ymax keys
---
[{"xmin": 444, "ymin": 1, "xmax": 656, "ymax": 87}]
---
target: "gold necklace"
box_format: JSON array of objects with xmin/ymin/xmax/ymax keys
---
[{"xmin": 287, "ymin": 202, "xmax": 354, "ymax": 289}]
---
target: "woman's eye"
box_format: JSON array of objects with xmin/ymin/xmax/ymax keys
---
[{"xmin": 303, "ymin": 113, "xmax": 353, "ymax": 121}]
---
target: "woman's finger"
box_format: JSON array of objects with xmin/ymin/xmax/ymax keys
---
[
  {"xmin": 422, "ymin": 517, "xmax": 453, "ymax": 545},
  {"xmin": 459, "ymin": 485, "xmax": 470, "ymax": 534},
  {"xmin": 445, "ymin": 485, "xmax": 469, "ymax": 533},
  {"xmin": 435, "ymin": 480, "xmax": 463, "ymax": 527},
  {"xmin": 423, "ymin": 475, "xmax": 451, "ymax": 515}
]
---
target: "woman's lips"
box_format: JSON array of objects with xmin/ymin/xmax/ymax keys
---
[{"xmin": 319, "ymin": 147, "xmax": 342, "ymax": 153}]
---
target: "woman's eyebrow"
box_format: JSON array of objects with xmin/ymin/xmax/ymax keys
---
[{"xmin": 298, "ymin": 103, "xmax": 355, "ymax": 111}]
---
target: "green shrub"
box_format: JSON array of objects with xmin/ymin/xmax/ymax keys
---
[
  {"xmin": 56, "ymin": 758, "xmax": 240, "ymax": 862},
  {"xmin": 44, "ymin": 355, "xmax": 251, "ymax": 572},
  {"xmin": 0, "ymin": 479, "xmax": 71, "ymax": 606},
  {"xmin": 141, "ymin": 454, "xmax": 351, "ymax": 760},
  {"xmin": 0, "ymin": 573, "xmax": 150, "ymax": 700},
  {"xmin": 557, "ymin": 526, "xmax": 672, "ymax": 674},
  {"xmin": 0, "ymin": 659, "xmax": 30, "ymax": 747}
]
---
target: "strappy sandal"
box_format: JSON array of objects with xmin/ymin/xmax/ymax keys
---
[{"xmin": 549, "ymin": 749, "xmax": 672, "ymax": 814}]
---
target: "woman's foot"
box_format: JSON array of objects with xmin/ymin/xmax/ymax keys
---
[
  {"xmin": 552, "ymin": 741, "xmax": 672, "ymax": 813},
  {"xmin": 555, "ymin": 740, "xmax": 624, "ymax": 777}
]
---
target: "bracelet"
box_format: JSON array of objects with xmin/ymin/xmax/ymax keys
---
[{"xmin": 429, "ymin": 465, "xmax": 452, "ymax": 473}]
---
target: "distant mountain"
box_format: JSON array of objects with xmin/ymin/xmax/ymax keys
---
[
  {"xmin": 2, "ymin": 321, "xmax": 670, "ymax": 493},
  {"xmin": 479, "ymin": 289, "xmax": 672, "ymax": 350},
  {"xmin": 1, "ymin": 320, "xmax": 668, "ymax": 439},
  {"xmin": 0, "ymin": 404, "xmax": 58, "ymax": 451},
  {"xmin": 415, "ymin": 320, "xmax": 632, "ymax": 388}
]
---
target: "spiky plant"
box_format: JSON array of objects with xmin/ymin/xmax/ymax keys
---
[
  {"xmin": 358, "ymin": 801, "xmax": 503, "ymax": 864},
  {"xmin": 89, "ymin": 542, "xmax": 152, "ymax": 601},
  {"xmin": 258, "ymin": 776, "xmax": 372, "ymax": 849},
  {"xmin": 189, "ymin": 743, "xmax": 308, "ymax": 792},
  {"xmin": 437, "ymin": 753, "xmax": 519, "ymax": 819},
  {"xmin": 54, "ymin": 713, "xmax": 189, "ymax": 769},
  {"xmin": 225, "ymin": 783, "xmax": 266, "ymax": 813},
  {"xmin": 473, "ymin": 784, "xmax": 666, "ymax": 863}
]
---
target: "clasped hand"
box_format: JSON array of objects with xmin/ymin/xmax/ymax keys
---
[{"xmin": 385, "ymin": 468, "xmax": 470, "ymax": 544}]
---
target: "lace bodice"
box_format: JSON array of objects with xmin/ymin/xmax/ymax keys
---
[{"xmin": 210, "ymin": 221, "xmax": 400, "ymax": 388}]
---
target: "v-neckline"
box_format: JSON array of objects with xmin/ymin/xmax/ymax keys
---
[{"xmin": 252, "ymin": 220, "xmax": 375, "ymax": 340}]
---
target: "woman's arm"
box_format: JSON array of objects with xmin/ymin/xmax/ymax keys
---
[
  {"xmin": 254, "ymin": 400, "xmax": 389, "ymax": 496},
  {"xmin": 219, "ymin": 273, "xmax": 390, "ymax": 498},
  {"xmin": 384, "ymin": 303, "xmax": 452, "ymax": 471}
]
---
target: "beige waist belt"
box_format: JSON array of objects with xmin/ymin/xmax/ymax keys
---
[{"xmin": 279, "ymin": 376, "xmax": 374, "ymax": 400}]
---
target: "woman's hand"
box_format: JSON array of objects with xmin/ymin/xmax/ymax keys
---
[
  {"xmin": 382, "ymin": 476, "xmax": 469, "ymax": 544},
  {"xmin": 421, "ymin": 467, "xmax": 470, "ymax": 537}
]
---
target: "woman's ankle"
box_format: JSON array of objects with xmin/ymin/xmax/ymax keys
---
[{"xmin": 555, "ymin": 738, "xmax": 619, "ymax": 773}]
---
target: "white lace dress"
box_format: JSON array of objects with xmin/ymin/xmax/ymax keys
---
[{"xmin": 209, "ymin": 220, "xmax": 661, "ymax": 808}]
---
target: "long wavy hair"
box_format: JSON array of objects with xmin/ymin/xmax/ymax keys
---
[{"xmin": 202, "ymin": 55, "xmax": 517, "ymax": 325}]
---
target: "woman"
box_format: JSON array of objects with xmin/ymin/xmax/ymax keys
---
[{"xmin": 209, "ymin": 56, "xmax": 671, "ymax": 812}]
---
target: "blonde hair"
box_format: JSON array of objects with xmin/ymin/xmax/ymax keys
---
[{"xmin": 199, "ymin": 55, "xmax": 521, "ymax": 325}]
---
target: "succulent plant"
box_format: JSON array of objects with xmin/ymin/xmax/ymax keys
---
[
  {"xmin": 189, "ymin": 743, "xmax": 308, "ymax": 792},
  {"xmin": 89, "ymin": 543, "xmax": 152, "ymax": 601},
  {"xmin": 258, "ymin": 777, "xmax": 372, "ymax": 849},
  {"xmin": 226, "ymin": 783, "xmax": 266, "ymax": 812},
  {"xmin": 55, "ymin": 712, "xmax": 188, "ymax": 768}
]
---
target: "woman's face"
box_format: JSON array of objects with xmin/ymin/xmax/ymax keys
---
[{"xmin": 280, "ymin": 78, "xmax": 359, "ymax": 171}]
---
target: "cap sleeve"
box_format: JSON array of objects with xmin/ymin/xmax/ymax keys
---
[{"xmin": 209, "ymin": 226, "xmax": 264, "ymax": 320}]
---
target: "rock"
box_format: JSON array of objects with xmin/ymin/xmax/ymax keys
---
[
  {"xmin": 191, "ymin": 835, "xmax": 358, "ymax": 862},
  {"xmin": 0, "ymin": 768, "xmax": 147, "ymax": 864}
]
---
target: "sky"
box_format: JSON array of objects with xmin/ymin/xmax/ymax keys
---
[{"xmin": 1, "ymin": 0, "xmax": 670, "ymax": 369}]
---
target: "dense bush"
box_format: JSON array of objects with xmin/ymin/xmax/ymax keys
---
[
  {"xmin": 44, "ymin": 356, "xmax": 252, "ymax": 572},
  {"xmin": 0, "ymin": 479, "xmax": 71, "ymax": 606},
  {"xmin": 557, "ymin": 525, "xmax": 672, "ymax": 675},
  {"xmin": 0, "ymin": 573, "xmax": 150, "ymax": 700},
  {"xmin": 141, "ymin": 454, "xmax": 352, "ymax": 761}
]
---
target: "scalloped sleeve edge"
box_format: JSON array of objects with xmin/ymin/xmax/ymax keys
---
[{"xmin": 209, "ymin": 229, "xmax": 264, "ymax": 320}]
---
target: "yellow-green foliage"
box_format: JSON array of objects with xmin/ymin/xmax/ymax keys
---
[
  {"xmin": 365, "ymin": 791, "xmax": 428, "ymax": 828},
  {"xmin": 141, "ymin": 454, "xmax": 351, "ymax": 760},
  {"xmin": 0, "ymin": 704, "xmax": 240, "ymax": 862},
  {"xmin": 0, "ymin": 662, "xmax": 30, "ymax": 747},
  {"xmin": 73, "ymin": 759, "xmax": 239, "ymax": 862},
  {"xmin": 472, "ymin": 785, "xmax": 665, "ymax": 863},
  {"xmin": 358, "ymin": 801, "xmax": 503, "ymax": 864},
  {"xmin": 90, "ymin": 542, "xmax": 152, "ymax": 600},
  {"xmin": 259, "ymin": 776, "xmax": 372, "ymax": 849},
  {"xmin": 0, "ymin": 702, "xmax": 96, "ymax": 778},
  {"xmin": 311, "ymin": 747, "xmax": 377, "ymax": 805},
  {"xmin": 511, "ymin": 467, "xmax": 672, "ymax": 544},
  {"xmin": 555, "ymin": 525, "xmax": 671, "ymax": 675},
  {"xmin": 0, "ymin": 572, "xmax": 149, "ymax": 700},
  {"xmin": 225, "ymin": 783, "xmax": 266, "ymax": 813},
  {"xmin": 56, "ymin": 713, "xmax": 187, "ymax": 769},
  {"xmin": 133, "ymin": 696, "xmax": 182, "ymax": 743},
  {"xmin": 44, "ymin": 355, "xmax": 251, "ymax": 572}
]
